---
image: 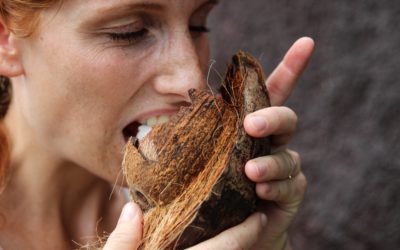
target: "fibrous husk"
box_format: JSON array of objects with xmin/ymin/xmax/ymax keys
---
[{"xmin": 122, "ymin": 51, "xmax": 271, "ymax": 250}]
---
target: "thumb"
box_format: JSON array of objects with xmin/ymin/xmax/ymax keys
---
[
  {"xmin": 103, "ymin": 202, "xmax": 143, "ymax": 250},
  {"xmin": 187, "ymin": 213, "xmax": 267, "ymax": 250}
]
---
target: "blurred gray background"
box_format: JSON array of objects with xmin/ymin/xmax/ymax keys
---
[{"xmin": 209, "ymin": 1, "xmax": 400, "ymax": 249}]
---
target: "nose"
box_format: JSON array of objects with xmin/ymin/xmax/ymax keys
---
[{"xmin": 151, "ymin": 30, "xmax": 208, "ymax": 101}]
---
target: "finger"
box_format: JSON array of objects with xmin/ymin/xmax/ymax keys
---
[
  {"xmin": 245, "ymin": 150, "xmax": 301, "ymax": 182},
  {"xmin": 266, "ymin": 37, "xmax": 315, "ymax": 106},
  {"xmin": 244, "ymin": 106, "xmax": 297, "ymax": 138},
  {"xmin": 256, "ymin": 172, "xmax": 307, "ymax": 205},
  {"xmin": 103, "ymin": 202, "xmax": 143, "ymax": 250},
  {"xmin": 187, "ymin": 213, "xmax": 267, "ymax": 250}
]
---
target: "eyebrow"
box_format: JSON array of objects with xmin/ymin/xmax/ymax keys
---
[
  {"xmin": 78, "ymin": 2, "xmax": 165, "ymax": 31},
  {"xmin": 96, "ymin": 2, "xmax": 165, "ymax": 15},
  {"xmin": 80, "ymin": 0, "xmax": 220, "ymax": 31},
  {"xmin": 95, "ymin": 0, "xmax": 220, "ymax": 16}
]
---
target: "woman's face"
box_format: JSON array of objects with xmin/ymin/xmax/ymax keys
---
[{"xmin": 12, "ymin": 0, "xmax": 217, "ymax": 183}]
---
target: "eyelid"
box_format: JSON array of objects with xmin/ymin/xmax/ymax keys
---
[
  {"xmin": 101, "ymin": 19, "xmax": 145, "ymax": 34},
  {"xmin": 101, "ymin": 17, "xmax": 150, "ymax": 44}
]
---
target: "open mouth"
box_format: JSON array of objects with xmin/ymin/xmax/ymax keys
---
[{"xmin": 122, "ymin": 115, "xmax": 170, "ymax": 142}]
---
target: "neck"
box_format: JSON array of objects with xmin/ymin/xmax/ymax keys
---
[{"xmin": 0, "ymin": 95, "xmax": 125, "ymax": 248}]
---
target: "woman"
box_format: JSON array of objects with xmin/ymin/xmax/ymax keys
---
[{"xmin": 0, "ymin": 0, "xmax": 314, "ymax": 249}]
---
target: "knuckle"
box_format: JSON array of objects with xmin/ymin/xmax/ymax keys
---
[
  {"xmin": 257, "ymin": 183, "xmax": 270, "ymax": 199},
  {"xmin": 280, "ymin": 106, "xmax": 298, "ymax": 126},
  {"xmin": 281, "ymin": 60, "xmax": 297, "ymax": 79},
  {"xmin": 275, "ymin": 182, "xmax": 284, "ymax": 200},
  {"xmin": 278, "ymin": 151, "xmax": 294, "ymax": 177},
  {"xmin": 288, "ymin": 150, "xmax": 301, "ymax": 172},
  {"xmin": 267, "ymin": 81, "xmax": 284, "ymax": 99},
  {"xmin": 107, "ymin": 232, "xmax": 131, "ymax": 247},
  {"xmin": 254, "ymin": 214, "xmax": 265, "ymax": 237},
  {"xmin": 268, "ymin": 107, "xmax": 283, "ymax": 131},
  {"xmin": 296, "ymin": 173, "xmax": 308, "ymax": 194},
  {"xmin": 268, "ymin": 156, "xmax": 282, "ymax": 177},
  {"xmin": 289, "ymin": 150, "xmax": 300, "ymax": 163},
  {"xmin": 107, "ymin": 223, "xmax": 141, "ymax": 247},
  {"xmin": 287, "ymin": 107, "xmax": 298, "ymax": 125},
  {"xmin": 277, "ymin": 109, "xmax": 286, "ymax": 128}
]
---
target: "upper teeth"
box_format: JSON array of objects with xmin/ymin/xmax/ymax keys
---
[
  {"xmin": 136, "ymin": 125, "xmax": 152, "ymax": 140},
  {"xmin": 144, "ymin": 115, "xmax": 170, "ymax": 127},
  {"xmin": 136, "ymin": 115, "xmax": 170, "ymax": 140}
]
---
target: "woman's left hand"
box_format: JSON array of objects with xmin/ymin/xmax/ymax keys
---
[
  {"xmin": 244, "ymin": 107, "xmax": 304, "ymax": 249},
  {"xmin": 243, "ymin": 37, "xmax": 314, "ymax": 249},
  {"xmin": 186, "ymin": 37, "xmax": 314, "ymax": 250}
]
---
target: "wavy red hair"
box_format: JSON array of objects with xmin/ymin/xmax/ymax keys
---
[{"xmin": 0, "ymin": 0, "xmax": 61, "ymax": 36}]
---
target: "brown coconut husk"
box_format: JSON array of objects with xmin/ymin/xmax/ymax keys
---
[{"xmin": 122, "ymin": 51, "xmax": 271, "ymax": 250}]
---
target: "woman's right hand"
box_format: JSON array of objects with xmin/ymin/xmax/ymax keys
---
[
  {"xmin": 103, "ymin": 202, "xmax": 144, "ymax": 250},
  {"xmin": 104, "ymin": 203, "xmax": 268, "ymax": 250},
  {"xmin": 104, "ymin": 201, "xmax": 263, "ymax": 250}
]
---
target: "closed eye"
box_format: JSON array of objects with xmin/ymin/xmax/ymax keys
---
[{"xmin": 108, "ymin": 28, "xmax": 149, "ymax": 43}]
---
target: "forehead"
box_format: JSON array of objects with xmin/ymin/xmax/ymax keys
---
[
  {"xmin": 51, "ymin": 0, "xmax": 217, "ymax": 24},
  {"xmin": 61, "ymin": 0, "xmax": 215, "ymax": 12}
]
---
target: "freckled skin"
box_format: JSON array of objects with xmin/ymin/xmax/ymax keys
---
[
  {"xmin": 1, "ymin": 1, "xmax": 217, "ymax": 248},
  {"xmin": 9, "ymin": 0, "xmax": 211, "ymax": 183}
]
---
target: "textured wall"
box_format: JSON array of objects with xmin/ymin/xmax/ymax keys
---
[{"xmin": 208, "ymin": 1, "xmax": 400, "ymax": 249}]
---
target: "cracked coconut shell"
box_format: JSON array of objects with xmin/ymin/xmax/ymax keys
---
[{"xmin": 123, "ymin": 51, "xmax": 271, "ymax": 250}]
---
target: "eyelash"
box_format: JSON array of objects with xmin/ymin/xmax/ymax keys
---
[
  {"xmin": 109, "ymin": 28, "xmax": 149, "ymax": 43},
  {"xmin": 108, "ymin": 25, "xmax": 210, "ymax": 43}
]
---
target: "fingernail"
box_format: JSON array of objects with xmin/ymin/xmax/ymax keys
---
[
  {"xmin": 118, "ymin": 203, "xmax": 137, "ymax": 223},
  {"xmin": 253, "ymin": 162, "xmax": 265, "ymax": 177},
  {"xmin": 250, "ymin": 116, "xmax": 266, "ymax": 131},
  {"xmin": 246, "ymin": 161, "xmax": 265, "ymax": 179},
  {"xmin": 260, "ymin": 213, "xmax": 268, "ymax": 227}
]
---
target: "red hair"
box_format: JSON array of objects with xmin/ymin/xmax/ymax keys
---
[
  {"xmin": 0, "ymin": 0, "xmax": 61, "ymax": 36},
  {"xmin": 0, "ymin": 123, "xmax": 9, "ymax": 191},
  {"xmin": 0, "ymin": 0, "xmax": 61, "ymax": 189}
]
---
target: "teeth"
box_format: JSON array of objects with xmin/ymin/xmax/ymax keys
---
[
  {"xmin": 136, "ymin": 125, "xmax": 152, "ymax": 140},
  {"xmin": 146, "ymin": 117, "xmax": 157, "ymax": 127},
  {"xmin": 158, "ymin": 115, "xmax": 169, "ymax": 124},
  {"xmin": 134, "ymin": 115, "xmax": 170, "ymax": 140},
  {"xmin": 143, "ymin": 115, "xmax": 170, "ymax": 127}
]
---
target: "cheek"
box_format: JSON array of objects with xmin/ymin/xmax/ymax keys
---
[
  {"xmin": 56, "ymin": 59, "xmax": 139, "ymax": 170},
  {"xmin": 20, "ymin": 43, "xmax": 143, "ymax": 179}
]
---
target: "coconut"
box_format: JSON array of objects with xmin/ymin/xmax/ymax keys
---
[{"xmin": 122, "ymin": 51, "xmax": 271, "ymax": 250}]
